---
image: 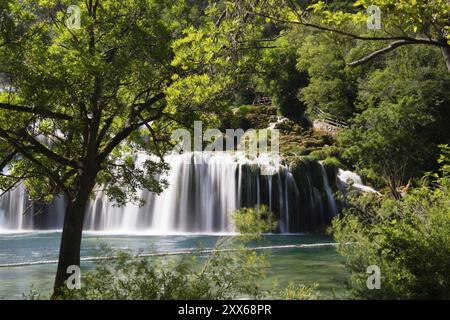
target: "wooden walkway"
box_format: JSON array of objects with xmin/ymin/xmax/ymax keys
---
[{"xmin": 311, "ymin": 107, "xmax": 348, "ymax": 135}]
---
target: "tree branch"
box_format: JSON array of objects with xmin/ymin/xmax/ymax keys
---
[
  {"xmin": 137, "ymin": 114, "xmax": 165, "ymax": 159},
  {"xmin": 0, "ymin": 132, "xmax": 70, "ymax": 196},
  {"xmin": 96, "ymin": 116, "xmax": 115, "ymax": 147},
  {"xmin": 19, "ymin": 131, "xmax": 79, "ymax": 168},
  {"xmin": 251, "ymin": 11, "xmax": 444, "ymax": 47},
  {"xmin": 347, "ymin": 40, "xmax": 422, "ymax": 66},
  {"xmin": 0, "ymin": 151, "xmax": 16, "ymax": 172},
  {"xmin": 0, "ymin": 173, "xmax": 27, "ymax": 199},
  {"xmin": 97, "ymin": 93, "xmax": 166, "ymax": 163},
  {"xmin": 0, "ymin": 103, "xmax": 73, "ymax": 120},
  {"xmin": 134, "ymin": 92, "xmax": 166, "ymax": 115}
]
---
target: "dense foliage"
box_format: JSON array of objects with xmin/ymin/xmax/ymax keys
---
[
  {"xmin": 333, "ymin": 148, "xmax": 450, "ymax": 299},
  {"xmin": 338, "ymin": 46, "xmax": 450, "ymax": 194}
]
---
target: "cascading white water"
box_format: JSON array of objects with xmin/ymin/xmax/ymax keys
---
[
  {"xmin": 337, "ymin": 169, "xmax": 381, "ymax": 195},
  {"xmin": 85, "ymin": 153, "xmax": 241, "ymax": 233},
  {"xmin": 0, "ymin": 184, "xmax": 66, "ymax": 231},
  {"xmin": 0, "ymin": 152, "xmax": 339, "ymax": 234},
  {"xmin": 0, "ymin": 184, "xmax": 26, "ymax": 230}
]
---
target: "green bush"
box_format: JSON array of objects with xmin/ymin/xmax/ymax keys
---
[
  {"xmin": 333, "ymin": 171, "xmax": 450, "ymax": 299},
  {"xmin": 278, "ymin": 283, "xmax": 322, "ymax": 300},
  {"xmin": 233, "ymin": 205, "xmax": 277, "ymax": 237},
  {"xmin": 54, "ymin": 244, "xmax": 268, "ymax": 300}
]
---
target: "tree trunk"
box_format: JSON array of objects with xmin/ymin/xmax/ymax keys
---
[
  {"xmin": 442, "ymin": 45, "xmax": 450, "ymax": 73},
  {"xmin": 388, "ymin": 178, "xmax": 401, "ymax": 200},
  {"xmin": 52, "ymin": 172, "xmax": 96, "ymax": 298}
]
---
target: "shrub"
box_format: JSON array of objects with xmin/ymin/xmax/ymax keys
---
[
  {"xmin": 278, "ymin": 283, "xmax": 322, "ymax": 300},
  {"xmin": 54, "ymin": 244, "xmax": 269, "ymax": 300},
  {"xmin": 333, "ymin": 171, "xmax": 450, "ymax": 299}
]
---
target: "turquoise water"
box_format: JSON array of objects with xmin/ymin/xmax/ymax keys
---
[{"xmin": 0, "ymin": 232, "xmax": 348, "ymax": 299}]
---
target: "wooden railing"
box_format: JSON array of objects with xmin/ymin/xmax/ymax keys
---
[
  {"xmin": 311, "ymin": 107, "xmax": 348, "ymax": 128},
  {"xmin": 252, "ymin": 96, "xmax": 272, "ymax": 107}
]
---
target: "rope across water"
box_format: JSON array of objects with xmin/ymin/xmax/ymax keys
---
[{"xmin": 0, "ymin": 242, "xmax": 338, "ymax": 268}]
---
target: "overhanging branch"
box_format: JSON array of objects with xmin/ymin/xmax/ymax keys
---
[
  {"xmin": 97, "ymin": 93, "xmax": 166, "ymax": 163},
  {"xmin": 0, "ymin": 173, "xmax": 27, "ymax": 199},
  {"xmin": 0, "ymin": 116, "xmax": 79, "ymax": 168},
  {"xmin": 20, "ymin": 132, "xmax": 79, "ymax": 168},
  {"xmin": 0, "ymin": 103, "xmax": 73, "ymax": 121},
  {"xmin": 250, "ymin": 8, "xmax": 449, "ymax": 70},
  {"xmin": 134, "ymin": 92, "xmax": 166, "ymax": 115},
  {"xmin": 0, "ymin": 131, "xmax": 70, "ymax": 196},
  {"xmin": 347, "ymin": 40, "xmax": 419, "ymax": 66},
  {"xmin": 251, "ymin": 11, "xmax": 444, "ymax": 46}
]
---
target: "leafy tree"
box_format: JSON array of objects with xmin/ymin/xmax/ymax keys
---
[
  {"xmin": 278, "ymin": 283, "xmax": 322, "ymax": 300},
  {"xmin": 339, "ymin": 98, "xmax": 433, "ymax": 197},
  {"xmin": 53, "ymin": 243, "xmax": 269, "ymax": 300},
  {"xmin": 232, "ymin": 205, "xmax": 277, "ymax": 237},
  {"xmin": 338, "ymin": 46, "xmax": 450, "ymax": 196},
  {"xmin": 242, "ymin": 0, "xmax": 450, "ymax": 72},
  {"xmin": 0, "ymin": 0, "xmax": 248, "ymax": 296},
  {"xmin": 255, "ymin": 33, "xmax": 309, "ymax": 122},
  {"xmin": 296, "ymin": 29, "xmax": 359, "ymax": 119}
]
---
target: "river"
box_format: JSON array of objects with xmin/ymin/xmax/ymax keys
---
[{"xmin": 0, "ymin": 232, "xmax": 348, "ymax": 299}]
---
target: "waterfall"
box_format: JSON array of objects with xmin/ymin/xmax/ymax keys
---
[
  {"xmin": 337, "ymin": 169, "xmax": 381, "ymax": 195},
  {"xmin": 0, "ymin": 152, "xmax": 338, "ymax": 234}
]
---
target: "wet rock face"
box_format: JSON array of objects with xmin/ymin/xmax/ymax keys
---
[
  {"xmin": 312, "ymin": 120, "xmax": 341, "ymax": 136},
  {"xmin": 244, "ymin": 105, "xmax": 278, "ymax": 130}
]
